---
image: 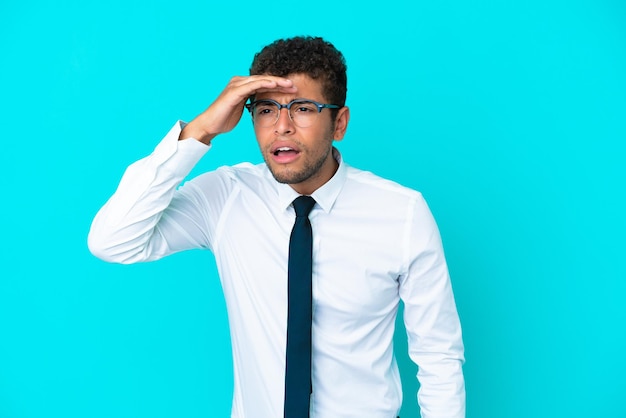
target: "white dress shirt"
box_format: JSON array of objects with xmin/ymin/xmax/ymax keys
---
[{"xmin": 88, "ymin": 122, "xmax": 465, "ymax": 418}]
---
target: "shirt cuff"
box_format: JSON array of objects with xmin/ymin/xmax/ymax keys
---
[{"xmin": 150, "ymin": 120, "xmax": 211, "ymax": 177}]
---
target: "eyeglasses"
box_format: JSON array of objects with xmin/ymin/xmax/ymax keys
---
[{"xmin": 245, "ymin": 99, "xmax": 341, "ymax": 128}]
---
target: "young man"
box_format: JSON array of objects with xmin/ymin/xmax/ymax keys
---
[{"xmin": 88, "ymin": 36, "xmax": 465, "ymax": 418}]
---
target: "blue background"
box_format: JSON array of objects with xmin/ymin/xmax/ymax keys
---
[{"xmin": 1, "ymin": 1, "xmax": 625, "ymax": 417}]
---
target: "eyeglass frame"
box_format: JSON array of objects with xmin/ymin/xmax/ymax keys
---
[{"xmin": 244, "ymin": 98, "xmax": 341, "ymax": 127}]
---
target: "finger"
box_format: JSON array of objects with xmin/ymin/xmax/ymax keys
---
[
  {"xmin": 252, "ymin": 86, "xmax": 298, "ymax": 95},
  {"xmin": 230, "ymin": 75, "xmax": 297, "ymax": 96},
  {"xmin": 232, "ymin": 74, "xmax": 294, "ymax": 87}
]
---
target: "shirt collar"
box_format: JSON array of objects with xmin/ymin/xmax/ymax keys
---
[{"xmin": 276, "ymin": 147, "xmax": 347, "ymax": 213}]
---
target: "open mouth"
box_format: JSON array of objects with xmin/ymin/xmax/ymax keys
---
[
  {"xmin": 270, "ymin": 144, "xmax": 301, "ymax": 164},
  {"xmin": 273, "ymin": 146, "xmax": 299, "ymax": 156}
]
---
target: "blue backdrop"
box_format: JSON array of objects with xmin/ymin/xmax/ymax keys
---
[{"xmin": 1, "ymin": 1, "xmax": 624, "ymax": 417}]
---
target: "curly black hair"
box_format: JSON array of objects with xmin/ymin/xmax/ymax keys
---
[{"xmin": 249, "ymin": 36, "xmax": 347, "ymax": 109}]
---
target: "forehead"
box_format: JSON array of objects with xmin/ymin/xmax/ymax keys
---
[{"xmin": 256, "ymin": 73, "xmax": 326, "ymax": 102}]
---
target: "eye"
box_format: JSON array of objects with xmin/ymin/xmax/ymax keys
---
[
  {"xmin": 292, "ymin": 101, "xmax": 318, "ymax": 113},
  {"xmin": 254, "ymin": 101, "xmax": 277, "ymax": 115}
]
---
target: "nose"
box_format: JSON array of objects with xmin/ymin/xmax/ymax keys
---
[{"xmin": 274, "ymin": 107, "xmax": 294, "ymax": 135}]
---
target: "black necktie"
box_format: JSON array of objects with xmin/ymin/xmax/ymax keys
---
[{"xmin": 284, "ymin": 195, "xmax": 316, "ymax": 418}]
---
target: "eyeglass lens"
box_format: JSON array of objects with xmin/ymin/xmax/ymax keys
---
[{"xmin": 251, "ymin": 100, "xmax": 321, "ymax": 128}]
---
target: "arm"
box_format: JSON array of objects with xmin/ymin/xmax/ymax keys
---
[
  {"xmin": 87, "ymin": 122, "xmax": 212, "ymax": 263},
  {"xmin": 88, "ymin": 75, "xmax": 298, "ymax": 263},
  {"xmin": 399, "ymin": 194, "xmax": 465, "ymax": 418}
]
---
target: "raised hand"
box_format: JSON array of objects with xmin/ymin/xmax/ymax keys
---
[{"xmin": 179, "ymin": 75, "xmax": 297, "ymax": 144}]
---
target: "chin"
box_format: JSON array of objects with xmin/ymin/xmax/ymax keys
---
[{"xmin": 269, "ymin": 169, "xmax": 310, "ymax": 185}]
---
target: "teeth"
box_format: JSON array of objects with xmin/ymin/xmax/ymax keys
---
[{"xmin": 274, "ymin": 147, "xmax": 295, "ymax": 155}]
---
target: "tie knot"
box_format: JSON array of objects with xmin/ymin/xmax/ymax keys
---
[{"xmin": 292, "ymin": 195, "xmax": 316, "ymax": 218}]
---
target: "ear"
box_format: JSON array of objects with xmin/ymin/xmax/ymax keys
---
[{"xmin": 332, "ymin": 106, "xmax": 350, "ymax": 141}]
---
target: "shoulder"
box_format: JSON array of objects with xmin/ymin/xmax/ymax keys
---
[
  {"xmin": 183, "ymin": 162, "xmax": 275, "ymax": 201},
  {"xmin": 343, "ymin": 164, "xmax": 424, "ymax": 203},
  {"xmin": 190, "ymin": 162, "xmax": 269, "ymax": 186},
  {"xmin": 330, "ymin": 163, "xmax": 433, "ymax": 227},
  {"xmin": 217, "ymin": 162, "xmax": 274, "ymax": 188}
]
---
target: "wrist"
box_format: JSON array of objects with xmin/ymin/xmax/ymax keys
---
[{"xmin": 178, "ymin": 120, "xmax": 216, "ymax": 145}]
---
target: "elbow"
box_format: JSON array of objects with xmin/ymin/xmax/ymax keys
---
[
  {"xmin": 87, "ymin": 226, "xmax": 152, "ymax": 265},
  {"xmin": 87, "ymin": 226, "xmax": 133, "ymax": 264},
  {"xmin": 87, "ymin": 229, "xmax": 118, "ymax": 263}
]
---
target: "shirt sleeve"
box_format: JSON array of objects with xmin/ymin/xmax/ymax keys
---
[
  {"xmin": 87, "ymin": 121, "xmax": 228, "ymax": 264},
  {"xmin": 399, "ymin": 194, "xmax": 466, "ymax": 418}
]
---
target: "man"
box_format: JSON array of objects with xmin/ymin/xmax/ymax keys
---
[{"xmin": 88, "ymin": 36, "xmax": 465, "ymax": 418}]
